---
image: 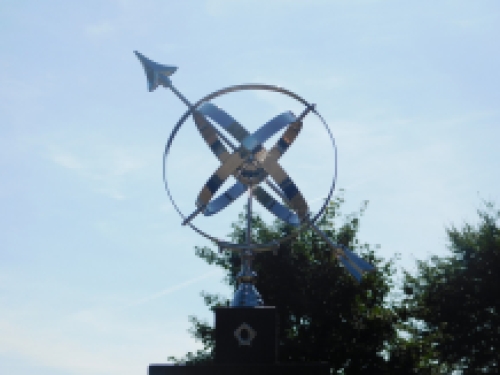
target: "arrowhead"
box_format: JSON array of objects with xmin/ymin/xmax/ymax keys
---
[{"xmin": 134, "ymin": 51, "xmax": 177, "ymax": 92}]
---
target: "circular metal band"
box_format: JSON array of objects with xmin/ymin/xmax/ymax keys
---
[{"xmin": 163, "ymin": 84, "xmax": 338, "ymax": 252}]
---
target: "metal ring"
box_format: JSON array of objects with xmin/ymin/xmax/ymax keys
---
[{"xmin": 163, "ymin": 84, "xmax": 337, "ymax": 251}]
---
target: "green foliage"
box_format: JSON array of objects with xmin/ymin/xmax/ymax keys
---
[
  {"xmin": 171, "ymin": 194, "xmax": 407, "ymax": 373},
  {"xmin": 402, "ymin": 203, "xmax": 500, "ymax": 374},
  {"xmin": 169, "ymin": 193, "xmax": 500, "ymax": 373}
]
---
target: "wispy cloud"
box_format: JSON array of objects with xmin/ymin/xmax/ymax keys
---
[
  {"xmin": 0, "ymin": 319, "xmax": 130, "ymax": 375},
  {"xmin": 46, "ymin": 140, "xmax": 153, "ymax": 200},
  {"xmin": 85, "ymin": 21, "xmax": 116, "ymax": 37},
  {"xmin": 0, "ymin": 315, "xmax": 196, "ymax": 375},
  {"xmin": 121, "ymin": 270, "xmax": 219, "ymax": 310},
  {"xmin": 0, "ymin": 269, "xmax": 219, "ymax": 375},
  {"xmin": 50, "ymin": 151, "xmax": 85, "ymax": 171}
]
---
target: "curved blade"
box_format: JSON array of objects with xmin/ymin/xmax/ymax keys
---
[
  {"xmin": 197, "ymin": 102, "xmax": 309, "ymax": 223},
  {"xmin": 193, "ymin": 111, "xmax": 232, "ymax": 163},
  {"xmin": 196, "ymin": 111, "xmax": 297, "ymax": 207},
  {"xmin": 198, "ymin": 102, "xmax": 249, "ymax": 142},
  {"xmin": 203, "ymin": 181, "xmax": 247, "ymax": 216},
  {"xmin": 253, "ymin": 186, "xmax": 300, "ymax": 226}
]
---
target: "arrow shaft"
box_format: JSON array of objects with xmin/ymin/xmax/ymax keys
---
[
  {"xmin": 169, "ymin": 84, "xmax": 192, "ymax": 108},
  {"xmin": 169, "ymin": 84, "xmax": 239, "ymax": 152},
  {"xmin": 305, "ymin": 218, "xmax": 343, "ymax": 256}
]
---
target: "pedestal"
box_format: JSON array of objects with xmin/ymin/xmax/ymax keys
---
[
  {"xmin": 149, "ymin": 363, "xmax": 329, "ymax": 375},
  {"xmin": 215, "ymin": 307, "xmax": 276, "ymax": 364},
  {"xmin": 149, "ymin": 306, "xmax": 329, "ymax": 374}
]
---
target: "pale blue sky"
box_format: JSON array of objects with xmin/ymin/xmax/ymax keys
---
[{"xmin": 1, "ymin": 1, "xmax": 499, "ymax": 374}]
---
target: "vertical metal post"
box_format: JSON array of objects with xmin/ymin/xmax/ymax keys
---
[
  {"xmin": 243, "ymin": 186, "xmax": 254, "ymax": 285},
  {"xmin": 231, "ymin": 185, "xmax": 263, "ymax": 307},
  {"xmin": 246, "ymin": 185, "xmax": 253, "ymax": 246}
]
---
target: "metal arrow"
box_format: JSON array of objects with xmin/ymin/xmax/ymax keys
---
[
  {"xmin": 135, "ymin": 51, "xmax": 375, "ymax": 282},
  {"xmin": 134, "ymin": 51, "xmax": 308, "ymax": 226}
]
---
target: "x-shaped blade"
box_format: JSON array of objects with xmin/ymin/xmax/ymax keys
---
[{"xmin": 189, "ymin": 102, "xmax": 312, "ymax": 226}]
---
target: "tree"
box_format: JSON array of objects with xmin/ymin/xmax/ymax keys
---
[
  {"xmin": 402, "ymin": 203, "xmax": 500, "ymax": 373},
  {"xmin": 170, "ymin": 194, "xmax": 411, "ymax": 374}
]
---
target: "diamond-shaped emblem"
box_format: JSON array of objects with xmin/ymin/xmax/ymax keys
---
[{"xmin": 234, "ymin": 322, "xmax": 257, "ymax": 346}]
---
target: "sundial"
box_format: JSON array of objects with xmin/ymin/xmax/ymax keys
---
[{"xmin": 134, "ymin": 51, "xmax": 375, "ymax": 308}]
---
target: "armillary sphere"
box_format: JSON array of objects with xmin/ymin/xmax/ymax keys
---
[{"xmin": 135, "ymin": 51, "xmax": 375, "ymax": 306}]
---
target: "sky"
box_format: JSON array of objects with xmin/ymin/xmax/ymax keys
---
[{"xmin": 1, "ymin": 1, "xmax": 499, "ymax": 374}]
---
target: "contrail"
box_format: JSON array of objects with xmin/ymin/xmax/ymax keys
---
[{"xmin": 122, "ymin": 270, "xmax": 220, "ymax": 309}]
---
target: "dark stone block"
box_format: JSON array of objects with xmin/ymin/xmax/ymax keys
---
[
  {"xmin": 214, "ymin": 307, "xmax": 277, "ymax": 364},
  {"xmin": 149, "ymin": 363, "xmax": 329, "ymax": 375}
]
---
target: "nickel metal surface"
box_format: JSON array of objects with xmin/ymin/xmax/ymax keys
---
[
  {"xmin": 134, "ymin": 51, "xmax": 376, "ymax": 295},
  {"xmin": 163, "ymin": 84, "xmax": 337, "ymax": 253}
]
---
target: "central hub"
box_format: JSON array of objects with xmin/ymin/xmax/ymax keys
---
[{"xmin": 236, "ymin": 157, "xmax": 267, "ymax": 185}]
